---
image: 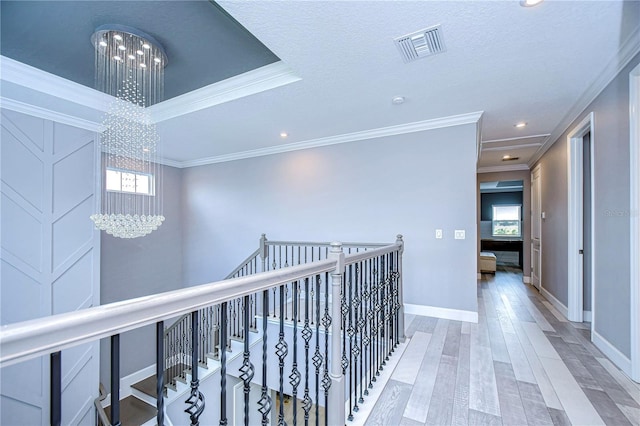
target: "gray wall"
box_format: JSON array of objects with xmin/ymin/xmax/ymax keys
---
[
  {"xmin": 99, "ymin": 164, "xmax": 184, "ymax": 387},
  {"xmin": 477, "ymin": 170, "xmax": 531, "ymax": 276},
  {"xmin": 182, "ymin": 124, "xmax": 479, "ymax": 315},
  {"xmin": 534, "ymin": 52, "xmax": 639, "ymax": 358}
]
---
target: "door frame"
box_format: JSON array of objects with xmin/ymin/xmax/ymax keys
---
[
  {"xmin": 630, "ymin": 63, "xmax": 640, "ymax": 382},
  {"xmin": 567, "ymin": 112, "xmax": 595, "ymax": 324},
  {"xmin": 531, "ymin": 164, "xmax": 542, "ymax": 291}
]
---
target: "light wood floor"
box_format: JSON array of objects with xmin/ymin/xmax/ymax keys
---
[{"xmin": 365, "ymin": 268, "xmax": 640, "ymax": 426}]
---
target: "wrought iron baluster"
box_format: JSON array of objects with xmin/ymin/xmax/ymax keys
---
[
  {"xmin": 357, "ymin": 262, "xmax": 365, "ymax": 407},
  {"xmin": 220, "ymin": 303, "xmax": 228, "ymax": 425},
  {"xmin": 111, "ymin": 335, "xmax": 121, "ymax": 426},
  {"xmin": 276, "ymin": 285, "xmax": 288, "ymax": 426},
  {"xmin": 365, "ymin": 258, "xmax": 372, "ymax": 396},
  {"xmin": 185, "ymin": 311, "xmax": 205, "ymax": 426},
  {"xmin": 347, "ymin": 265, "xmax": 354, "ymax": 421},
  {"xmin": 157, "ymin": 321, "xmax": 165, "ymax": 426},
  {"xmin": 322, "ymin": 271, "xmax": 331, "ymax": 426},
  {"xmin": 290, "ymin": 281, "xmax": 301, "ymax": 425},
  {"xmin": 302, "ymin": 277, "xmax": 312, "ymax": 425},
  {"xmin": 51, "ymin": 351, "xmax": 61, "ymax": 426},
  {"xmin": 240, "ymin": 295, "xmax": 255, "ymax": 426},
  {"xmin": 373, "ymin": 259, "xmax": 380, "ymax": 382},
  {"xmin": 313, "ymin": 274, "xmax": 323, "ymax": 426},
  {"xmin": 258, "ymin": 290, "xmax": 272, "ymax": 425}
]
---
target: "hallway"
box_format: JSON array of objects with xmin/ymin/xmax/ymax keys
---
[{"xmin": 365, "ymin": 268, "xmax": 640, "ymax": 425}]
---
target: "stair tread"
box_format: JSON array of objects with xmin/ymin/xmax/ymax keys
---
[
  {"xmin": 131, "ymin": 363, "xmax": 189, "ymax": 398},
  {"xmin": 106, "ymin": 395, "xmax": 155, "ymax": 426}
]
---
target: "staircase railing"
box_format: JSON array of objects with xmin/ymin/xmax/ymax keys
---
[{"xmin": 0, "ymin": 235, "xmax": 404, "ymax": 426}]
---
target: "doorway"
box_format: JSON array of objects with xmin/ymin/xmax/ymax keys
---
[
  {"xmin": 531, "ymin": 165, "xmax": 541, "ymax": 291},
  {"xmin": 567, "ymin": 113, "xmax": 595, "ymax": 325}
]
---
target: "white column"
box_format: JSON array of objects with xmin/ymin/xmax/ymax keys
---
[{"xmin": 328, "ymin": 242, "xmax": 345, "ymax": 426}]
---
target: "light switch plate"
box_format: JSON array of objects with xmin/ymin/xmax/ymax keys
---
[
  {"xmin": 454, "ymin": 230, "xmax": 465, "ymax": 239},
  {"xmin": 435, "ymin": 229, "xmax": 443, "ymax": 239}
]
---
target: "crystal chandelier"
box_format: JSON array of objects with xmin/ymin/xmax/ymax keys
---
[{"xmin": 90, "ymin": 25, "xmax": 167, "ymax": 238}]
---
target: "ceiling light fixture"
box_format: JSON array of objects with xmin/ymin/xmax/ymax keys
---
[
  {"xmin": 392, "ymin": 96, "xmax": 405, "ymax": 105},
  {"xmin": 90, "ymin": 25, "xmax": 168, "ymax": 239},
  {"xmin": 514, "ymin": 122, "xmax": 527, "ymax": 128},
  {"xmin": 520, "ymin": 0, "xmax": 543, "ymax": 7}
]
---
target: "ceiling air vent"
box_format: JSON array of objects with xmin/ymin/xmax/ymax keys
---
[{"xmin": 395, "ymin": 25, "xmax": 446, "ymax": 63}]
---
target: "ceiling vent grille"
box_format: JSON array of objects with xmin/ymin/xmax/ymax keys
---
[{"xmin": 395, "ymin": 25, "xmax": 446, "ymax": 63}]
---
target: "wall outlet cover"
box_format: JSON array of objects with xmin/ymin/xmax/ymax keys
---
[
  {"xmin": 454, "ymin": 230, "xmax": 465, "ymax": 239},
  {"xmin": 436, "ymin": 229, "xmax": 443, "ymax": 239}
]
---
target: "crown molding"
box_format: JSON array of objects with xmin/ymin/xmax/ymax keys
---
[
  {"xmin": 0, "ymin": 97, "xmax": 103, "ymax": 132},
  {"xmin": 477, "ymin": 164, "xmax": 530, "ymax": 174},
  {"xmin": 482, "ymin": 143, "xmax": 542, "ymax": 152},
  {"xmin": 148, "ymin": 61, "xmax": 301, "ymax": 122},
  {"xmin": 178, "ymin": 111, "xmax": 484, "ymax": 168},
  {"xmin": 0, "ymin": 55, "xmax": 112, "ymax": 112},
  {"xmin": 528, "ymin": 24, "xmax": 640, "ymax": 167},
  {"xmin": 0, "ymin": 56, "xmax": 301, "ymax": 125}
]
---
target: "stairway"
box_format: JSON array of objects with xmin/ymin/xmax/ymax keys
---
[{"xmin": 104, "ymin": 396, "xmax": 156, "ymax": 426}]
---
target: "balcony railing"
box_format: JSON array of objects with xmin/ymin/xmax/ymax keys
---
[{"xmin": 0, "ymin": 235, "xmax": 404, "ymax": 426}]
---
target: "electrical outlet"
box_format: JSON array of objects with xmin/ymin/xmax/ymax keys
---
[
  {"xmin": 435, "ymin": 229, "xmax": 443, "ymax": 239},
  {"xmin": 454, "ymin": 230, "xmax": 465, "ymax": 240}
]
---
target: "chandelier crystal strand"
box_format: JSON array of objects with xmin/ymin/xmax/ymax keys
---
[{"xmin": 90, "ymin": 25, "xmax": 166, "ymax": 239}]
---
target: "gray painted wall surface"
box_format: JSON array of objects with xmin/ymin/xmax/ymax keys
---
[
  {"xmin": 99, "ymin": 164, "xmax": 184, "ymax": 387},
  {"xmin": 182, "ymin": 125, "xmax": 479, "ymax": 314},
  {"xmin": 477, "ymin": 170, "xmax": 531, "ymax": 276},
  {"xmin": 534, "ymin": 52, "xmax": 639, "ymax": 358}
]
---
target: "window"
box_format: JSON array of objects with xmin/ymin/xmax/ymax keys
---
[
  {"xmin": 492, "ymin": 205, "xmax": 521, "ymax": 237},
  {"xmin": 106, "ymin": 168, "xmax": 154, "ymax": 195}
]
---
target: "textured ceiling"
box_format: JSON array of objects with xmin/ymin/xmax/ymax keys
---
[
  {"xmin": 1, "ymin": 1, "xmax": 639, "ymax": 169},
  {"xmin": 0, "ymin": 0, "xmax": 278, "ymax": 100}
]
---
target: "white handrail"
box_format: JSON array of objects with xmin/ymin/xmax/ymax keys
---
[{"xmin": 0, "ymin": 259, "xmax": 335, "ymax": 368}]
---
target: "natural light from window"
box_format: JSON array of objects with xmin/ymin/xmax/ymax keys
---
[
  {"xmin": 106, "ymin": 168, "xmax": 154, "ymax": 195},
  {"xmin": 492, "ymin": 205, "xmax": 521, "ymax": 237}
]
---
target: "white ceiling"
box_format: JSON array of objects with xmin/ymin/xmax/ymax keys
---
[{"xmin": 2, "ymin": 1, "xmax": 639, "ymax": 171}]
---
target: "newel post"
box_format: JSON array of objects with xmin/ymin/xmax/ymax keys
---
[
  {"xmin": 396, "ymin": 234, "xmax": 406, "ymax": 342},
  {"xmin": 328, "ymin": 242, "xmax": 346, "ymax": 426},
  {"xmin": 259, "ymin": 233, "xmax": 268, "ymax": 273}
]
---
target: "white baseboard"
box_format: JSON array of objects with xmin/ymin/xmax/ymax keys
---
[
  {"xmin": 523, "ymin": 276, "xmax": 531, "ymax": 284},
  {"xmin": 540, "ymin": 287, "xmax": 569, "ymax": 319},
  {"xmin": 405, "ymin": 303, "xmax": 478, "ymax": 323},
  {"xmin": 592, "ymin": 330, "xmax": 632, "ymax": 377},
  {"xmin": 583, "ymin": 310, "xmax": 592, "ymax": 322}
]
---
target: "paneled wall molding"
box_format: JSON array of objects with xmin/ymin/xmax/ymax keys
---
[{"xmin": 180, "ymin": 111, "xmax": 484, "ymax": 168}]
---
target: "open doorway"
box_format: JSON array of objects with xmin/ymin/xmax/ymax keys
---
[{"xmin": 567, "ymin": 112, "xmax": 595, "ymax": 326}]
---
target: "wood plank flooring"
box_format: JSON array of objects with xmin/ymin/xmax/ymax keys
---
[{"xmin": 365, "ymin": 268, "xmax": 640, "ymax": 425}]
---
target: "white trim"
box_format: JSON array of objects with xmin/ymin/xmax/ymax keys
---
[
  {"xmin": 583, "ymin": 310, "xmax": 592, "ymax": 322},
  {"xmin": 148, "ymin": 61, "xmax": 301, "ymax": 122},
  {"xmin": 121, "ymin": 364, "xmax": 156, "ymax": 400},
  {"xmin": 477, "ymin": 273, "xmax": 482, "ymax": 279},
  {"xmin": 482, "ymin": 134, "xmax": 551, "ymax": 144},
  {"xmin": 482, "ymin": 143, "xmax": 543, "ymax": 152},
  {"xmin": 540, "ymin": 287, "xmax": 569, "ymax": 320},
  {"xmin": 477, "ymin": 164, "xmax": 530, "ymax": 174},
  {"xmin": 404, "ymin": 303, "xmax": 478, "ymax": 323},
  {"xmin": 0, "ymin": 55, "xmax": 111, "ymax": 112},
  {"xmin": 630, "ymin": 63, "xmax": 640, "ymax": 382},
  {"xmin": 531, "ymin": 164, "xmax": 542, "ymax": 291},
  {"xmin": 593, "ymin": 330, "xmax": 632, "ymax": 378},
  {"xmin": 523, "ymin": 275, "xmax": 531, "ymax": 284},
  {"xmin": 528, "ymin": 25, "xmax": 640, "ymax": 167},
  {"xmin": 566, "ymin": 112, "xmax": 595, "ymax": 323},
  {"xmin": 180, "ymin": 111, "xmax": 484, "ymax": 168},
  {"xmin": 476, "ymin": 113, "xmax": 483, "ymax": 161},
  {"xmin": 0, "ymin": 97, "xmax": 103, "ymax": 132}
]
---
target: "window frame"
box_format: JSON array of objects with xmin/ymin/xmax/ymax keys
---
[
  {"xmin": 491, "ymin": 204, "xmax": 521, "ymax": 238},
  {"xmin": 105, "ymin": 167, "xmax": 155, "ymax": 196}
]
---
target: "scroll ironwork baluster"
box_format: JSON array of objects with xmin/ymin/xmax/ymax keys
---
[
  {"xmin": 314, "ymin": 274, "xmax": 323, "ymax": 426},
  {"xmin": 347, "ymin": 265, "xmax": 354, "ymax": 421},
  {"xmin": 240, "ymin": 295, "xmax": 255, "ymax": 426},
  {"xmin": 258, "ymin": 289, "xmax": 272, "ymax": 425},
  {"xmin": 290, "ymin": 281, "xmax": 301, "ymax": 425},
  {"xmin": 302, "ymin": 277, "xmax": 312, "ymax": 425},
  {"xmin": 322, "ymin": 271, "xmax": 331, "ymax": 426},
  {"xmin": 277, "ymin": 285, "xmax": 288, "ymax": 426},
  {"xmin": 185, "ymin": 311, "xmax": 205, "ymax": 426}
]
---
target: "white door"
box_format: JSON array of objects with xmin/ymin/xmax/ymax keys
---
[{"xmin": 531, "ymin": 166, "xmax": 542, "ymax": 290}]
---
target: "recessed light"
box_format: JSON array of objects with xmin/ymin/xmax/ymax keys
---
[
  {"xmin": 99, "ymin": 40, "xmax": 108, "ymax": 47},
  {"xmin": 280, "ymin": 132, "xmax": 288, "ymax": 138},
  {"xmin": 113, "ymin": 55, "xmax": 122, "ymax": 61},
  {"xmin": 113, "ymin": 34, "xmax": 122, "ymax": 41},
  {"xmin": 142, "ymin": 43, "xmax": 151, "ymax": 50},
  {"xmin": 392, "ymin": 96, "xmax": 405, "ymax": 105},
  {"xmin": 514, "ymin": 122, "xmax": 527, "ymax": 128},
  {"xmin": 503, "ymin": 155, "xmax": 511, "ymax": 160},
  {"xmin": 136, "ymin": 50, "xmax": 144, "ymax": 56},
  {"xmin": 118, "ymin": 45, "xmax": 126, "ymax": 51},
  {"xmin": 520, "ymin": 0, "xmax": 543, "ymax": 6},
  {"xmin": 502, "ymin": 155, "xmax": 520, "ymax": 161}
]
